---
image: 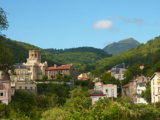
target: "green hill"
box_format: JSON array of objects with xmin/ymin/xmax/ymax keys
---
[
  {"xmin": 0, "ymin": 35, "xmax": 111, "ymax": 72},
  {"xmin": 92, "ymin": 36, "xmax": 160, "ymax": 76},
  {"xmin": 103, "ymin": 38, "xmax": 140, "ymax": 55}
]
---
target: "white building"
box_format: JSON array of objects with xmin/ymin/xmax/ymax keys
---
[
  {"xmin": 90, "ymin": 82, "xmax": 117, "ymax": 104},
  {"xmin": 151, "ymin": 72, "xmax": 160, "ymax": 103}
]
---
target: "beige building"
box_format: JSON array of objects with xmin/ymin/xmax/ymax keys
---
[
  {"xmin": 10, "ymin": 50, "xmax": 47, "ymax": 93},
  {"xmin": 15, "ymin": 82, "xmax": 37, "ymax": 94},
  {"xmin": 10, "ymin": 50, "xmax": 48, "ymax": 82},
  {"xmin": 151, "ymin": 72, "xmax": 160, "ymax": 103},
  {"xmin": 0, "ymin": 71, "xmax": 11, "ymax": 104}
]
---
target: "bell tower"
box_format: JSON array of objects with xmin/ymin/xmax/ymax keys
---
[{"xmin": 27, "ymin": 50, "xmax": 41, "ymax": 64}]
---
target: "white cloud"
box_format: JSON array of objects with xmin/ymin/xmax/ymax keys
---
[{"xmin": 93, "ymin": 20, "xmax": 113, "ymax": 29}]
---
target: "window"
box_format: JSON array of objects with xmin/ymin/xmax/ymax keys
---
[
  {"xmin": 0, "ymin": 84, "xmax": 4, "ymax": 90},
  {"xmin": 111, "ymin": 89, "xmax": 114, "ymax": 93},
  {"xmin": 0, "ymin": 93, "xmax": 3, "ymax": 97},
  {"xmin": 19, "ymin": 86, "xmax": 22, "ymax": 89},
  {"xmin": 158, "ymin": 96, "xmax": 160, "ymax": 102},
  {"xmin": 158, "ymin": 87, "xmax": 160, "ymax": 94},
  {"xmin": 106, "ymin": 89, "xmax": 108, "ymax": 93},
  {"xmin": 25, "ymin": 87, "xmax": 27, "ymax": 90},
  {"xmin": 30, "ymin": 87, "xmax": 33, "ymax": 90},
  {"xmin": 157, "ymin": 79, "xmax": 160, "ymax": 85}
]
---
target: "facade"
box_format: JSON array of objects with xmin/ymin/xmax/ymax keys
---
[
  {"xmin": 151, "ymin": 72, "xmax": 160, "ymax": 103},
  {"xmin": 122, "ymin": 81, "xmax": 137, "ymax": 102},
  {"xmin": 45, "ymin": 64, "xmax": 77, "ymax": 81},
  {"xmin": 15, "ymin": 82, "xmax": 37, "ymax": 94},
  {"xmin": 0, "ymin": 71, "xmax": 11, "ymax": 104},
  {"xmin": 135, "ymin": 76, "xmax": 148, "ymax": 104},
  {"xmin": 122, "ymin": 76, "xmax": 148, "ymax": 104},
  {"xmin": 90, "ymin": 82, "xmax": 117, "ymax": 104},
  {"xmin": 10, "ymin": 50, "xmax": 47, "ymax": 93},
  {"xmin": 111, "ymin": 63, "xmax": 127, "ymax": 80},
  {"xmin": 90, "ymin": 90, "xmax": 106, "ymax": 105}
]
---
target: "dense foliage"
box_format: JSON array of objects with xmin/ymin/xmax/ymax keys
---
[{"xmin": 0, "ymin": 8, "xmax": 8, "ymax": 31}]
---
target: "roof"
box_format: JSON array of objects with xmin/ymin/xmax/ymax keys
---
[
  {"xmin": 123, "ymin": 83, "xmax": 131, "ymax": 88},
  {"xmin": 90, "ymin": 90, "xmax": 105, "ymax": 96},
  {"xmin": 14, "ymin": 63, "xmax": 27, "ymax": 69},
  {"xmin": 46, "ymin": 65, "xmax": 72, "ymax": 71},
  {"xmin": 150, "ymin": 72, "xmax": 160, "ymax": 80}
]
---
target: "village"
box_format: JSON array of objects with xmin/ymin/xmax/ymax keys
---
[{"xmin": 0, "ymin": 50, "xmax": 159, "ymax": 106}]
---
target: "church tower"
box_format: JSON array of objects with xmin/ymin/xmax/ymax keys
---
[{"xmin": 27, "ymin": 50, "xmax": 41, "ymax": 64}]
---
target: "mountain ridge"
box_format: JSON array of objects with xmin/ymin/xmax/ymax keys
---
[{"xmin": 103, "ymin": 38, "xmax": 140, "ymax": 55}]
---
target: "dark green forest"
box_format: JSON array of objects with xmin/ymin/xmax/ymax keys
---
[{"xmin": 0, "ymin": 35, "xmax": 111, "ymax": 73}]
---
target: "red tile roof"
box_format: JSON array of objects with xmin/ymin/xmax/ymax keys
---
[
  {"xmin": 156, "ymin": 72, "xmax": 160, "ymax": 76},
  {"xmin": 46, "ymin": 65, "xmax": 72, "ymax": 71},
  {"xmin": 90, "ymin": 94, "xmax": 106, "ymax": 96}
]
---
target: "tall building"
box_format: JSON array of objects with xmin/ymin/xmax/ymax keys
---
[
  {"xmin": 0, "ymin": 71, "xmax": 11, "ymax": 104},
  {"xmin": 10, "ymin": 50, "xmax": 48, "ymax": 94},
  {"xmin": 10, "ymin": 50, "xmax": 48, "ymax": 82}
]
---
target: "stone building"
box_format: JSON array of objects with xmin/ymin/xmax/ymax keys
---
[
  {"xmin": 122, "ymin": 76, "xmax": 148, "ymax": 104},
  {"xmin": 45, "ymin": 64, "xmax": 77, "ymax": 81},
  {"xmin": 10, "ymin": 50, "xmax": 48, "ymax": 82},
  {"xmin": 0, "ymin": 71, "xmax": 11, "ymax": 104},
  {"xmin": 10, "ymin": 50, "xmax": 47, "ymax": 93}
]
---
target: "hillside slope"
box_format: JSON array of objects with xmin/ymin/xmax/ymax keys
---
[
  {"xmin": 92, "ymin": 36, "xmax": 160, "ymax": 75},
  {"xmin": 0, "ymin": 36, "xmax": 111, "ymax": 72},
  {"xmin": 103, "ymin": 38, "xmax": 140, "ymax": 55}
]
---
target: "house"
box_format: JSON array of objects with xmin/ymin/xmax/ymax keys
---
[
  {"xmin": 45, "ymin": 64, "xmax": 77, "ymax": 81},
  {"xmin": 90, "ymin": 90, "xmax": 106, "ymax": 105},
  {"xmin": 78, "ymin": 72, "xmax": 90, "ymax": 80},
  {"xmin": 111, "ymin": 63, "xmax": 127, "ymax": 80},
  {"xmin": 122, "ymin": 81, "xmax": 136, "ymax": 102},
  {"xmin": 122, "ymin": 76, "xmax": 148, "ymax": 104},
  {"xmin": 151, "ymin": 72, "xmax": 160, "ymax": 103},
  {"xmin": 90, "ymin": 82, "xmax": 117, "ymax": 104},
  {"xmin": 0, "ymin": 71, "xmax": 11, "ymax": 104}
]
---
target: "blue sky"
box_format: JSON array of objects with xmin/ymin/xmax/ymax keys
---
[{"xmin": 0, "ymin": 0, "xmax": 160, "ymax": 49}]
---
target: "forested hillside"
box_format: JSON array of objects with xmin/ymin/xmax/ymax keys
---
[
  {"xmin": 92, "ymin": 36, "xmax": 160, "ymax": 76},
  {"xmin": 103, "ymin": 38, "xmax": 140, "ymax": 55},
  {"xmin": 0, "ymin": 36, "xmax": 111, "ymax": 72}
]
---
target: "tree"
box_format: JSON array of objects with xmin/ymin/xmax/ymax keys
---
[
  {"xmin": 0, "ymin": 38, "xmax": 13, "ymax": 73},
  {"xmin": 0, "ymin": 8, "xmax": 9, "ymax": 31},
  {"xmin": 141, "ymin": 82, "xmax": 151, "ymax": 103}
]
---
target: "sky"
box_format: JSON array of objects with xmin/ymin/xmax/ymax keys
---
[{"xmin": 0, "ymin": 0, "xmax": 160, "ymax": 49}]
